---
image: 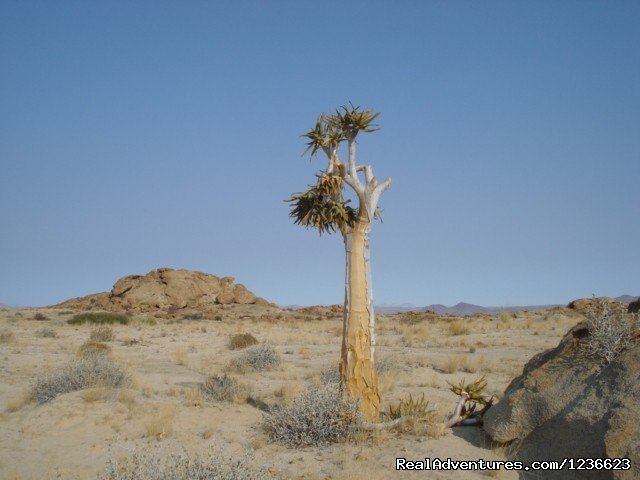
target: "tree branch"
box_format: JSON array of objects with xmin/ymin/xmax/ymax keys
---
[
  {"xmin": 366, "ymin": 177, "xmax": 392, "ymax": 218},
  {"xmin": 444, "ymin": 393, "xmax": 469, "ymax": 428},
  {"xmin": 347, "ymin": 138, "xmax": 361, "ymax": 187},
  {"xmin": 357, "ymin": 164, "xmax": 374, "ymax": 184},
  {"xmin": 343, "ymin": 173, "xmax": 365, "ymax": 197}
]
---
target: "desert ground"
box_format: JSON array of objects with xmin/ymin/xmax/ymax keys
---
[{"xmin": 0, "ymin": 305, "xmax": 583, "ymax": 480}]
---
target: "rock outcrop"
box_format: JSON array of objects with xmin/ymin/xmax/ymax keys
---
[
  {"xmin": 56, "ymin": 268, "xmax": 274, "ymax": 317},
  {"xmin": 567, "ymin": 296, "xmax": 629, "ymax": 315},
  {"xmin": 484, "ymin": 321, "xmax": 640, "ymax": 479}
]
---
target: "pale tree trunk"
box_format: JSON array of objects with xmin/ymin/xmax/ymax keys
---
[
  {"xmin": 324, "ymin": 137, "xmax": 391, "ymax": 421},
  {"xmin": 340, "ymin": 213, "xmax": 380, "ymax": 420}
]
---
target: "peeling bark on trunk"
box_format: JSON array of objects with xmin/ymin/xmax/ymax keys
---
[{"xmin": 340, "ymin": 214, "xmax": 380, "ymax": 420}]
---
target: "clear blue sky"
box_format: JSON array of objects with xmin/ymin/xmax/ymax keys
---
[{"xmin": 1, "ymin": 1, "xmax": 638, "ymax": 308}]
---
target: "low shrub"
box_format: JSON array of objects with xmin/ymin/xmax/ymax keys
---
[
  {"xmin": 31, "ymin": 355, "xmax": 128, "ymax": 404},
  {"xmin": 33, "ymin": 312, "xmax": 49, "ymax": 321},
  {"xmin": 201, "ymin": 374, "xmax": 246, "ymax": 402},
  {"xmin": 90, "ymin": 325, "xmax": 115, "ymax": 342},
  {"xmin": 447, "ymin": 320, "xmax": 469, "ymax": 336},
  {"xmin": 399, "ymin": 311, "xmax": 425, "ymax": 325},
  {"xmin": 182, "ymin": 312, "xmax": 204, "ymax": 320},
  {"xmin": 135, "ymin": 316, "xmax": 158, "ymax": 326},
  {"xmin": 263, "ymin": 383, "xmax": 360, "ymax": 446},
  {"xmin": 68, "ymin": 312, "xmax": 129, "ymax": 325},
  {"xmin": 319, "ymin": 364, "xmax": 341, "ymax": 385},
  {"xmin": 100, "ymin": 447, "xmax": 271, "ymax": 480},
  {"xmin": 229, "ymin": 344, "xmax": 280, "ymax": 373},
  {"xmin": 584, "ymin": 297, "xmax": 640, "ymax": 364},
  {"xmin": 228, "ymin": 333, "xmax": 258, "ymax": 350},
  {"xmin": 36, "ymin": 328, "xmax": 57, "ymax": 338},
  {"xmin": 437, "ymin": 355, "xmax": 462, "ymax": 374},
  {"xmin": 0, "ymin": 329, "xmax": 15, "ymax": 343}
]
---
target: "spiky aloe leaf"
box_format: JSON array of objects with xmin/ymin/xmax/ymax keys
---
[
  {"xmin": 386, "ymin": 393, "xmax": 433, "ymax": 421},
  {"xmin": 302, "ymin": 115, "xmax": 329, "ymax": 157},
  {"xmin": 286, "ymin": 174, "xmax": 357, "ymax": 235},
  {"xmin": 328, "ymin": 102, "xmax": 380, "ymax": 138}
]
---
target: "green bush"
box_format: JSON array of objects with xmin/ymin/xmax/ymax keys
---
[{"xmin": 68, "ymin": 312, "xmax": 129, "ymax": 325}]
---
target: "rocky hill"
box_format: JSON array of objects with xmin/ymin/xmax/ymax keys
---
[{"xmin": 55, "ymin": 268, "xmax": 274, "ymax": 317}]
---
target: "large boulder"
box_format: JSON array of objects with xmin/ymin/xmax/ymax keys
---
[
  {"xmin": 56, "ymin": 268, "xmax": 273, "ymax": 316},
  {"xmin": 484, "ymin": 320, "xmax": 640, "ymax": 479}
]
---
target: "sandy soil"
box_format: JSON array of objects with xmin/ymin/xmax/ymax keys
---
[{"xmin": 0, "ymin": 305, "xmax": 581, "ymax": 480}]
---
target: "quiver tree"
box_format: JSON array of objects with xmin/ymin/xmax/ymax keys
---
[{"xmin": 288, "ymin": 103, "xmax": 392, "ymax": 420}]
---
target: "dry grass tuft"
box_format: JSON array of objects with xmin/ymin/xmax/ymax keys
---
[
  {"xmin": 0, "ymin": 329, "xmax": 15, "ymax": 343},
  {"xmin": 447, "ymin": 320, "xmax": 469, "ymax": 336},
  {"xmin": 437, "ymin": 355, "xmax": 462, "ymax": 374},
  {"xmin": 174, "ymin": 346, "xmax": 188, "ymax": 366},
  {"xmin": 81, "ymin": 385, "xmax": 112, "ymax": 402},
  {"xmin": 78, "ymin": 341, "xmax": 112, "ymax": 357},
  {"xmin": 5, "ymin": 394, "xmax": 31, "ymax": 413},
  {"xmin": 274, "ymin": 382, "xmax": 303, "ymax": 400},
  {"xmin": 90, "ymin": 325, "xmax": 115, "ymax": 342},
  {"xmin": 201, "ymin": 374, "xmax": 247, "ymax": 403},
  {"xmin": 228, "ymin": 333, "xmax": 258, "ymax": 350},
  {"xmin": 142, "ymin": 406, "xmax": 176, "ymax": 439},
  {"xmin": 36, "ymin": 327, "xmax": 57, "ymax": 338}
]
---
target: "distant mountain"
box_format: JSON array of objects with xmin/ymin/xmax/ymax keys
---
[
  {"xmin": 420, "ymin": 302, "xmax": 561, "ymax": 316},
  {"xmin": 376, "ymin": 302, "xmax": 560, "ymax": 315},
  {"xmin": 375, "ymin": 303, "xmax": 419, "ymax": 314},
  {"xmin": 375, "ymin": 295, "xmax": 639, "ymax": 315},
  {"xmin": 375, "ymin": 302, "xmax": 560, "ymax": 315},
  {"xmin": 615, "ymin": 295, "xmax": 639, "ymax": 304}
]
